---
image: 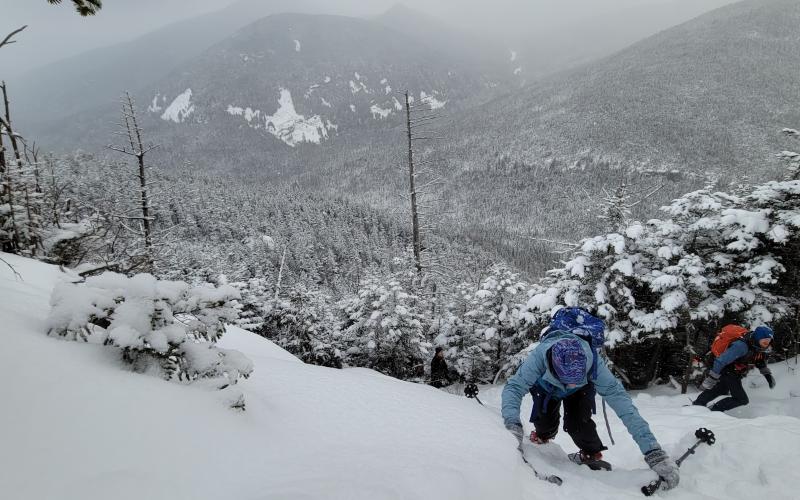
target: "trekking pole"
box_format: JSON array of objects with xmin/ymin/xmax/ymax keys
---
[
  {"xmin": 463, "ymin": 383, "xmax": 562, "ymax": 486},
  {"xmin": 641, "ymin": 428, "xmax": 715, "ymax": 496}
]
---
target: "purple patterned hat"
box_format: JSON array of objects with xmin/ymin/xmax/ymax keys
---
[{"xmin": 551, "ymin": 339, "xmax": 586, "ymax": 385}]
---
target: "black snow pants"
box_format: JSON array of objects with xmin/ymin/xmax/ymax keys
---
[
  {"xmin": 694, "ymin": 371, "xmax": 749, "ymax": 411},
  {"xmin": 529, "ymin": 384, "xmax": 607, "ymax": 454}
]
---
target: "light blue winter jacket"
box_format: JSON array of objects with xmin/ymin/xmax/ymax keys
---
[{"xmin": 501, "ymin": 331, "xmax": 661, "ymax": 455}]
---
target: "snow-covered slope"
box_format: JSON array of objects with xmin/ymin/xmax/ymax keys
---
[
  {"xmin": 2, "ymin": 252, "xmax": 800, "ymax": 500},
  {"xmin": 0, "ymin": 254, "xmax": 528, "ymax": 500}
]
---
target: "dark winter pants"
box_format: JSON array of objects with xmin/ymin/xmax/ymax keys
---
[
  {"xmin": 529, "ymin": 385, "xmax": 607, "ymax": 454},
  {"xmin": 694, "ymin": 372, "xmax": 749, "ymax": 411}
]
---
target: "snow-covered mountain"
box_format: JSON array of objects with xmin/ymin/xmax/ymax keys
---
[
  {"xmin": 448, "ymin": 0, "xmax": 800, "ymax": 177},
  {"xmin": 10, "ymin": 0, "xmax": 387, "ymax": 130},
  {"xmin": 33, "ymin": 11, "xmax": 504, "ymax": 171},
  {"xmin": 3, "ymin": 252, "xmax": 800, "ymax": 500}
]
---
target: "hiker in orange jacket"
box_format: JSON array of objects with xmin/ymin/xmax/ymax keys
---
[{"xmin": 694, "ymin": 326, "xmax": 775, "ymax": 412}]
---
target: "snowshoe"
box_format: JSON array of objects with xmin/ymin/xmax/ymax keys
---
[{"xmin": 568, "ymin": 451, "xmax": 612, "ymax": 471}]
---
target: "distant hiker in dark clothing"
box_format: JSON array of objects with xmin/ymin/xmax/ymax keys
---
[
  {"xmin": 695, "ymin": 325, "xmax": 775, "ymax": 412},
  {"xmin": 502, "ymin": 308, "xmax": 679, "ymax": 489},
  {"xmin": 430, "ymin": 347, "xmax": 450, "ymax": 388}
]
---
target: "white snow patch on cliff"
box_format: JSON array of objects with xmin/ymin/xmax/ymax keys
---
[
  {"xmin": 227, "ymin": 90, "xmax": 332, "ymax": 146},
  {"xmin": 265, "ymin": 88, "xmax": 330, "ymax": 147},
  {"xmin": 148, "ymin": 94, "xmax": 162, "ymax": 113},
  {"xmin": 161, "ymin": 88, "xmax": 195, "ymax": 123},
  {"xmin": 420, "ymin": 91, "xmax": 447, "ymax": 110},
  {"xmin": 370, "ymin": 104, "xmax": 392, "ymax": 119}
]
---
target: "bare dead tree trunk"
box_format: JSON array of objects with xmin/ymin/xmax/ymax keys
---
[
  {"xmin": 405, "ymin": 91, "xmax": 422, "ymax": 274},
  {"xmin": 275, "ymin": 245, "xmax": 287, "ymax": 301},
  {"xmin": 0, "ymin": 82, "xmax": 22, "ymax": 252},
  {"xmin": 1, "ymin": 82, "xmax": 24, "ymax": 165},
  {"xmin": 108, "ymin": 92, "xmax": 160, "ymax": 271},
  {"xmin": 681, "ymin": 321, "xmax": 696, "ymax": 394}
]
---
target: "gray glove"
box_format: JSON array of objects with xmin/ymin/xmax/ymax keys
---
[
  {"xmin": 645, "ymin": 449, "xmax": 680, "ymax": 490},
  {"xmin": 701, "ymin": 371, "xmax": 720, "ymax": 391},
  {"xmin": 505, "ymin": 422, "xmax": 524, "ymax": 446}
]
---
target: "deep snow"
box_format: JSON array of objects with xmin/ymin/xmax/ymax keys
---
[{"xmin": 2, "ymin": 253, "xmax": 799, "ymax": 500}]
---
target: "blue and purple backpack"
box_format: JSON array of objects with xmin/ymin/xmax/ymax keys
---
[{"xmin": 543, "ymin": 307, "xmax": 606, "ymax": 380}]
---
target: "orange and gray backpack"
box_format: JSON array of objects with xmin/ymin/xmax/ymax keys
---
[{"xmin": 710, "ymin": 324, "xmax": 749, "ymax": 357}]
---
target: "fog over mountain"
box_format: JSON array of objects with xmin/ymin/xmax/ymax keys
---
[{"xmin": 2, "ymin": 0, "xmax": 739, "ymax": 79}]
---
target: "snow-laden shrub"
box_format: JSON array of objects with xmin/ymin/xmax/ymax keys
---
[{"xmin": 47, "ymin": 272, "xmax": 253, "ymax": 390}]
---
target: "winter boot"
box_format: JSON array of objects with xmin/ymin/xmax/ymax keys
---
[
  {"xmin": 530, "ymin": 431, "xmax": 552, "ymax": 444},
  {"xmin": 568, "ymin": 451, "xmax": 612, "ymax": 471}
]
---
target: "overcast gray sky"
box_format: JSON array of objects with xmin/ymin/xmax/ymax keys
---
[
  {"xmin": 1, "ymin": 0, "xmax": 740, "ymax": 77},
  {"xmin": 1, "ymin": 0, "xmax": 239, "ymax": 74}
]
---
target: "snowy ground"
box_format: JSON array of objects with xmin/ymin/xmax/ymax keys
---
[{"xmin": 2, "ymin": 253, "xmax": 800, "ymax": 500}]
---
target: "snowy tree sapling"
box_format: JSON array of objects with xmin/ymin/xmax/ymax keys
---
[{"xmin": 47, "ymin": 272, "xmax": 253, "ymax": 393}]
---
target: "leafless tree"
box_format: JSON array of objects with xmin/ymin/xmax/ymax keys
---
[
  {"xmin": 106, "ymin": 92, "xmax": 161, "ymax": 271},
  {"xmin": 400, "ymin": 90, "xmax": 457, "ymax": 315},
  {"xmin": 1, "ymin": 81, "xmax": 42, "ymax": 255}
]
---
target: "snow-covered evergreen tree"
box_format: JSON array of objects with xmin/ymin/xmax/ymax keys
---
[
  {"xmin": 340, "ymin": 269, "xmax": 429, "ymax": 379},
  {"xmin": 261, "ymin": 285, "xmax": 343, "ymax": 368},
  {"xmin": 48, "ymin": 272, "xmax": 252, "ymax": 394},
  {"xmin": 520, "ymin": 174, "xmax": 799, "ymax": 387},
  {"xmin": 459, "ymin": 265, "xmax": 531, "ymax": 383}
]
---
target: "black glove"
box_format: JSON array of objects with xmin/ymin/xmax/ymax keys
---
[
  {"xmin": 701, "ymin": 371, "xmax": 720, "ymax": 391},
  {"xmin": 764, "ymin": 373, "xmax": 776, "ymax": 389},
  {"xmin": 645, "ymin": 448, "xmax": 680, "ymax": 490},
  {"xmin": 505, "ymin": 422, "xmax": 524, "ymax": 446}
]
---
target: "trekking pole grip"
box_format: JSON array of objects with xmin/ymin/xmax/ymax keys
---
[{"xmin": 641, "ymin": 428, "xmax": 715, "ymax": 496}]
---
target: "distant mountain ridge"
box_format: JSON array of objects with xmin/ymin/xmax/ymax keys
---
[{"xmin": 449, "ymin": 0, "xmax": 800, "ymax": 176}]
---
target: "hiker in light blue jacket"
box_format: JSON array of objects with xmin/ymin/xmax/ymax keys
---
[{"xmin": 501, "ymin": 308, "xmax": 679, "ymax": 490}]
